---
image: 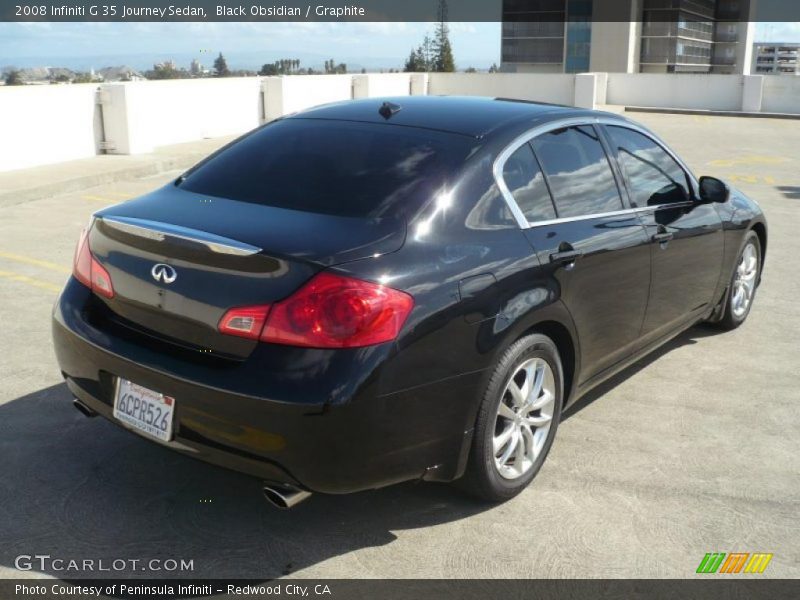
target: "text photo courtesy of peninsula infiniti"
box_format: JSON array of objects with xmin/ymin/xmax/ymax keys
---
[{"xmin": 52, "ymin": 96, "xmax": 766, "ymax": 507}]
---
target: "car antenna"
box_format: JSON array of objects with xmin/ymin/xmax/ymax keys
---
[{"xmin": 378, "ymin": 101, "xmax": 402, "ymax": 120}]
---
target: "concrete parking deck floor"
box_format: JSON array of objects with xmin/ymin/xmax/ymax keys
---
[{"xmin": 0, "ymin": 113, "xmax": 798, "ymax": 580}]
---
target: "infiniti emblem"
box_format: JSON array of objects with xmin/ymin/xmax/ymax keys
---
[{"xmin": 151, "ymin": 263, "xmax": 177, "ymax": 284}]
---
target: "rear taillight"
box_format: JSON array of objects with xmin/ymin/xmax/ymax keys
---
[
  {"xmin": 217, "ymin": 272, "xmax": 414, "ymax": 348},
  {"xmin": 72, "ymin": 227, "xmax": 115, "ymax": 299}
]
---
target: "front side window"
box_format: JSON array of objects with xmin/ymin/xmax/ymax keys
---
[
  {"xmin": 605, "ymin": 125, "xmax": 690, "ymax": 207},
  {"xmin": 531, "ymin": 125, "xmax": 623, "ymax": 218},
  {"xmin": 501, "ymin": 143, "xmax": 557, "ymax": 223}
]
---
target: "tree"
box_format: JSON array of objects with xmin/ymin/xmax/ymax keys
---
[
  {"xmin": 488, "ymin": 63, "xmax": 499, "ymax": 73},
  {"xmin": 464, "ymin": 66, "xmax": 477, "ymax": 73},
  {"xmin": 433, "ymin": 0, "xmax": 455, "ymax": 72},
  {"xmin": 404, "ymin": 49, "xmax": 424, "ymax": 73},
  {"xmin": 323, "ymin": 59, "xmax": 346, "ymax": 74},
  {"xmin": 72, "ymin": 72, "xmax": 96, "ymax": 83},
  {"xmin": 213, "ymin": 52, "xmax": 230, "ymax": 77},
  {"xmin": 145, "ymin": 63, "xmax": 184, "ymax": 80},
  {"xmin": 4, "ymin": 70, "xmax": 24, "ymax": 85},
  {"xmin": 403, "ymin": 11, "xmax": 456, "ymax": 74},
  {"xmin": 259, "ymin": 63, "xmax": 279, "ymax": 76}
]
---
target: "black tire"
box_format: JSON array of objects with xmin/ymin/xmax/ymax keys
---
[
  {"xmin": 461, "ymin": 333, "xmax": 563, "ymax": 503},
  {"xmin": 716, "ymin": 231, "xmax": 761, "ymax": 331}
]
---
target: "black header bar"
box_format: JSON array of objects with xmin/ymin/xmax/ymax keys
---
[{"xmin": 1, "ymin": 0, "xmax": 800, "ymax": 22}]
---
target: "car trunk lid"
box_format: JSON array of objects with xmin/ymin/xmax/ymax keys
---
[{"xmin": 87, "ymin": 186, "xmax": 406, "ymax": 359}]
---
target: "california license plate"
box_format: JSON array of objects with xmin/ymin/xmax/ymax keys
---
[{"xmin": 113, "ymin": 378, "xmax": 175, "ymax": 442}]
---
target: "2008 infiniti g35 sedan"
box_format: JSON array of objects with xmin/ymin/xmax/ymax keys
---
[{"xmin": 53, "ymin": 96, "xmax": 767, "ymax": 507}]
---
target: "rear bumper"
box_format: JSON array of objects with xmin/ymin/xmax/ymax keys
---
[{"xmin": 52, "ymin": 279, "xmax": 479, "ymax": 494}]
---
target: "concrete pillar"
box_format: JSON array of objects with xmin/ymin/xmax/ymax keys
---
[
  {"xmin": 593, "ymin": 72, "xmax": 608, "ymax": 105},
  {"xmin": 352, "ymin": 74, "xmax": 369, "ymax": 99},
  {"xmin": 261, "ymin": 77, "xmax": 285, "ymax": 122},
  {"xmin": 574, "ymin": 73, "xmax": 597, "ymax": 109},
  {"xmin": 741, "ymin": 74, "xmax": 764, "ymax": 112},
  {"xmin": 410, "ymin": 73, "xmax": 429, "ymax": 96},
  {"xmin": 99, "ymin": 84, "xmax": 153, "ymax": 155}
]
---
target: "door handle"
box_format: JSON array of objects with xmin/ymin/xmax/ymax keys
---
[
  {"xmin": 652, "ymin": 232, "xmax": 673, "ymax": 243},
  {"xmin": 549, "ymin": 249, "xmax": 583, "ymax": 266},
  {"xmin": 652, "ymin": 230, "xmax": 674, "ymax": 244}
]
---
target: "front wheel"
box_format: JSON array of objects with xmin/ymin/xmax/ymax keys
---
[
  {"xmin": 717, "ymin": 231, "xmax": 761, "ymax": 330},
  {"xmin": 461, "ymin": 334, "xmax": 563, "ymax": 502}
]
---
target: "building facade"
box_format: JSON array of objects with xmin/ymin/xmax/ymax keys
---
[
  {"xmin": 501, "ymin": 0, "xmax": 755, "ymax": 74},
  {"xmin": 752, "ymin": 43, "xmax": 800, "ymax": 74}
]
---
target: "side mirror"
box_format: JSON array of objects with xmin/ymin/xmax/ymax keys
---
[{"xmin": 698, "ymin": 176, "xmax": 730, "ymax": 203}]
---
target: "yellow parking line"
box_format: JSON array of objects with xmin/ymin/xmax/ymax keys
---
[
  {"xmin": 0, "ymin": 270, "xmax": 62, "ymax": 293},
  {"xmin": 106, "ymin": 192, "xmax": 133, "ymax": 199},
  {"xmin": 0, "ymin": 251, "xmax": 70, "ymax": 274},
  {"xmin": 82, "ymin": 194, "xmax": 113, "ymax": 203}
]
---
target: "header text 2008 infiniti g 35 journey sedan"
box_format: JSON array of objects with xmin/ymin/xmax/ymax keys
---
[{"xmin": 53, "ymin": 96, "xmax": 766, "ymax": 507}]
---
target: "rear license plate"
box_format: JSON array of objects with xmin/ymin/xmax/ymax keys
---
[{"xmin": 113, "ymin": 378, "xmax": 175, "ymax": 442}]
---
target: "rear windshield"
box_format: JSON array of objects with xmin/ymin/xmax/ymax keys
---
[{"xmin": 179, "ymin": 118, "xmax": 473, "ymax": 219}]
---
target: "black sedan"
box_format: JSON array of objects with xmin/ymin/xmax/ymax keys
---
[{"xmin": 53, "ymin": 96, "xmax": 766, "ymax": 506}]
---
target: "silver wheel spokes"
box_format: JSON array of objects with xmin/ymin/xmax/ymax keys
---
[
  {"xmin": 493, "ymin": 357, "xmax": 556, "ymax": 480},
  {"xmin": 731, "ymin": 242, "xmax": 758, "ymax": 318}
]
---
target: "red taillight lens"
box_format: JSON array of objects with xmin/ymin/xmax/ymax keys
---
[
  {"xmin": 72, "ymin": 227, "xmax": 115, "ymax": 299},
  {"xmin": 217, "ymin": 273, "xmax": 414, "ymax": 348},
  {"xmin": 262, "ymin": 273, "xmax": 414, "ymax": 348},
  {"xmin": 73, "ymin": 228, "xmax": 92, "ymax": 288},
  {"xmin": 218, "ymin": 305, "xmax": 271, "ymax": 340}
]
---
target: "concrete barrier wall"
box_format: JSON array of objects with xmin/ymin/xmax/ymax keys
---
[
  {"xmin": 2, "ymin": 72, "xmax": 799, "ymax": 173},
  {"xmin": 353, "ymin": 73, "xmax": 412, "ymax": 98},
  {"xmin": 761, "ymin": 76, "xmax": 800, "ymax": 114},
  {"xmin": 428, "ymin": 73, "xmax": 576, "ymax": 106},
  {"xmin": 607, "ymin": 73, "xmax": 744, "ymax": 111},
  {"xmin": 0, "ymin": 84, "xmax": 100, "ymax": 171},
  {"xmin": 103, "ymin": 78, "xmax": 262, "ymax": 155},
  {"xmin": 263, "ymin": 74, "xmax": 352, "ymax": 121}
]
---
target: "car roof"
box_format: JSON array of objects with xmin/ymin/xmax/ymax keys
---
[{"xmin": 287, "ymin": 95, "xmax": 593, "ymax": 138}]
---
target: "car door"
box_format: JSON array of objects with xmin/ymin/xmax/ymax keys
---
[
  {"xmin": 602, "ymin": 125, "xmax": 724, "ymax": 338},
  {"xmin": 500, "ymin": 124, "xmax": 652, "ymax": 381}
]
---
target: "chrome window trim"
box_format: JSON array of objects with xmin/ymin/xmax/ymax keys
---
[
  {"xmin": 493, "ymin": 115, "xmax": 699, "ymax": 230},
  {"xmin": 99, "ymin": 216, "xmax": 263, "ymax": 257}
]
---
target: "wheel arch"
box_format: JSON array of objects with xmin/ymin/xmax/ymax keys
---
[
  {"xmin": 751, "ymin": 221, "xmax": 767, "ymax": 277},
  {"xmin": 516, "ymin": 319, "xmax": 579, "ymax": 407}
]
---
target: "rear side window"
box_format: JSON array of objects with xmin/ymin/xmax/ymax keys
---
[
  {"xmin": 605, "ymin": 125, "xmax": 690, "ymax": 207},
  {"xmin": 531, "ymin": 125, "xmax": 623, "ymax": 218},
  {"xmin": 180, "ymin": 119, "xmax": 472, "ymax": 219},
  {"xmin": 501, "ymin": 143, "xmax": 557, "ymax": 222}
]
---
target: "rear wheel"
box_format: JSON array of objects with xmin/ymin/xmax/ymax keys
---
[
  {"xmin": 717, "ymin": 232, "xmax": 761, "ymax": 330},
  {"xmin": 461, "ymin": 334, "xmax": 563, "ymax": 502}
]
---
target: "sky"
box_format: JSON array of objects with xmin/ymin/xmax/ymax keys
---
[
  {"xmin": 0, "ymin": 22, "xmax": 502, "ymax": 71},
  {"xmin": 1, "ymin": 21, "xmax": 799, "ymax": 72}
]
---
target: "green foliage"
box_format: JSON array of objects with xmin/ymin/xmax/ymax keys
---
[
  {"xmin": 403, "ymin": 1, "xmax": 455, "ymax": 73},
  {"xmin": 4, "ymin": 70, "xmax": 24, "ymax": 85},
  {"xmin": 72, "ymin": 72, "xmax": 97, "ymax": 83},
  {"xmin": 145, "ymin": 63, "xmax": 185, "ymax": 80},
  {"xmin": 261, "ymin": 59, "xmax": 303, "ymax": 75},
  {"xmin": 213, "ymin": 52, "xmax": 230, "ymax": 77},
  {"xmin": 324, "ymin": 59, "xmax": 347, "ymax": 74}
]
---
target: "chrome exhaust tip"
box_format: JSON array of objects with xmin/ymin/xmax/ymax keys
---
[
  {"xmin": 72, "ymin": 398, "xmax": 98, "ymax": 418},
  {"xmin": 262, "ymin": 483, "xmax": 312, "ymax": 509}
]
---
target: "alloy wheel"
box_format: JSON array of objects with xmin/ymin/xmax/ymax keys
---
[
  {"xmin": 731, "ymin": 242, "xmax": 758, "ymax": 318},
  {"xmin": 493, "ymin": 357, "xmax": 556, "ymax": 480}
]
